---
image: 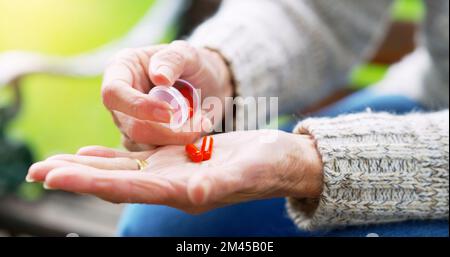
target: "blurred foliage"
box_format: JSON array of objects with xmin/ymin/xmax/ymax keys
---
[
  {"xmin": 16, "ymin": 181, "xmax": 45, "ymax": 201},
  {"xmin": 0, "ymin": 84, "xmax": 14, "ymax": 108},
  {"xmin": 0, "ymin": 0, "xmax": 156, "ymax": 55},
  {"xmin": 0, "ymin": 0, "xmax": 165, "ymax": 162},
  {"xmin": 391, "ymin": 0, "xmax": 425, "ymax": 22},
  {"xmin": 349, "ymin": 0, "xmax": 425, "ymax": 88},
  {"xmin": 0, "ymin": 135, "xmax": 33, "ymax": 195},
  {"xmin": 6, "ymin": 75, "xmax": 121, "ymax": 160},
  {"xmin": 350, "ymin": 64, "xmax": 389, "ymax": 90}
]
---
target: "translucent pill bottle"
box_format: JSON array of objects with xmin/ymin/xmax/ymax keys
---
[{"xmin": 148, "ymin": 79, "xmax": 200, "ymax": 129}]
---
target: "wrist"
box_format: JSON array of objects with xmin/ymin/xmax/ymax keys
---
[
  {"xmin": 201, "ymin": 47, "xmax": 234, "ymax": 99},
  {"xmin": 278, "ymin": 132, "xmax": 323, "ymax": 199}
]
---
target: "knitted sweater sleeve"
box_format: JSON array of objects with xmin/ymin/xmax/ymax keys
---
[
  {"xmin": 188, "ymin": 0, "xmax": 392, "ymax": 127},
  {"xmin": 287, "ymin": 110, "xmax": 449, "ymax": 230}
]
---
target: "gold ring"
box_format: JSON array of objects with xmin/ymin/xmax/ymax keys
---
[{"xmin": 135, "ymin": 159, "xmax": 148, "ymax": 171}]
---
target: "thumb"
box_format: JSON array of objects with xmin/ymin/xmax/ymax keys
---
[{"xmin": 149, "ymin": 41, "xmax": 200, "ymax": 86}]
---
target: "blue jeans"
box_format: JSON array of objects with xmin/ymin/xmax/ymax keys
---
[{"xmin": 117, "ymin": 89, "xmax": 449, "ymax": 237}]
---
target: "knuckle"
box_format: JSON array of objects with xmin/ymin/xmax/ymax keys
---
[
  {"xmin": 158, "ymin": 51, "xmax": 184, "ymax": 66},
  {"xmin": 173, "ymin": 40, "xmax": 198, "ymax": 61},
  {"xmin": 128, "ymin": 121, "xmax": 141, "ymax": 141},
  {"xmin": 101, "ymin": 84, "xmax": 117, "ymax": 108},
  {"xmin": 128, "ymin": 121, "xmax": 147, "ymax": 143},
  {"xmin": 122, "ymin": 137, "xmax": 139, "ymax": 151},
  {"xmin": 130, "ymin": 97, "xmax": 148, "ymax": 115}
]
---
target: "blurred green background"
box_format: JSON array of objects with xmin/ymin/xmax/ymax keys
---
[{"xmin": 0, "ymin": 0, "xmax": 158, "ymax": 161}]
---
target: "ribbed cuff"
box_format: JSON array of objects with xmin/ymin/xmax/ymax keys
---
[{"xmin": 287, "ymin": 110, "xmax": 449, "ymax": 230}]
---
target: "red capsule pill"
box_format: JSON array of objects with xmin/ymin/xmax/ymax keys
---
[
  {"xmin": 185, "ymin": 144, "xmax": 203, "ymax": 163},
  {"xmin": 201, "ymin": 136, "xmax": 214, "ymax": 161}
]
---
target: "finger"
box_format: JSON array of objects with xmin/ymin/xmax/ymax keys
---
[
  {"xmin": 111, "ymin": 112, "xmax": 158, "ymax": 151},
  {"xmin": 27, "ymin": 160, "xmax": 92, "ymax": 182},
  {"xmin": 27, "ymin": 156, "xmax": 143, "ymax": 182},
  {"xmin": 149, "ymin": 41, "xmax": 201, "ymax": 86},
  {"xmin": 104, "ymin": 46, "xmax": 165, "ymax": 92},
  {"xmin": 47, "ymin": 154, "xmax": 142, "ymax": 170},
  {"xmin": 112, "ymin": 112, "xmax": 158, "ymax": 151},
  {"xmin": 44, "ymin": 167, "xmax": 173, "ymax": 204},
  {"xmin": 76, "ymin": 145, "xmax": 153, "ymax": 160},
  {"xmin": 102, "ymin": 76, "xmax": 173, "ymax": 122},
  {"xmin": 27, "ymin": 149, "xmax": 152, "ymax": 183},
  {"xmin": 114, "ymin": 111, "xmax": 200, "ymax": 145},
  {"xmin": 121, "ymin": 136, "xmax": 155, "ymax": 152}
]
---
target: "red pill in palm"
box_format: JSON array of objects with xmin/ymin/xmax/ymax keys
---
[
  {"xmin": 185, "ymin": 144, "xmax": 203, "ymax": 163},
  {"xmin": 201, "ymin": 136, "xmax": 214, "ymax": 161}
]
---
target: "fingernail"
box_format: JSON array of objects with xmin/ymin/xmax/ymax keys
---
[
  {"xmin": 156, "ymin": 66, "xmax": 174, "ymax": 83},
  {"xmin": 43, "ymin": 183, "xmax": 54, "ymax": 190},
  {"xmin": 152, "ymin": 108, "xmax": 172, "ymax": 123},
  {"xmin": 25, "ymin": 175, "xmax": 35, "ymax": 183}
]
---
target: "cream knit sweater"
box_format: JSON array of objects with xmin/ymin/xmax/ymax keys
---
[{"xmin": 189, "ymin": 0, "xmax": 449, "ymax": 230}]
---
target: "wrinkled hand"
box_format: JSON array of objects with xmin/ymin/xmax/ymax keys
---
[
  {"xmin": 102, "ymin": 40, "xmax": 233, "ymax": 150},
  {"xmin": 27, "ymin": 130, "xmax": 322, "ymax": 214}
]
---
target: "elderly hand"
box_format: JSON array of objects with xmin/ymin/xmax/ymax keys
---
[
  {"xmin": 26, "ymin": 130, "xmax": 322, "ymax": 213},
  {"xmin": 102, "ymin": 40, "xmax": 233, "ymax": 150}
]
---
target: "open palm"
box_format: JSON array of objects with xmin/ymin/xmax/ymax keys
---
[{"xmin": 27, "ymin": 130, "xmax": 322, "ymax": 213}]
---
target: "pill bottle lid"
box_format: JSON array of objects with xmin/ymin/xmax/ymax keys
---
[{"xmin": 148, "ymin": 79, "xmax": 199, "ymax": 129}]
